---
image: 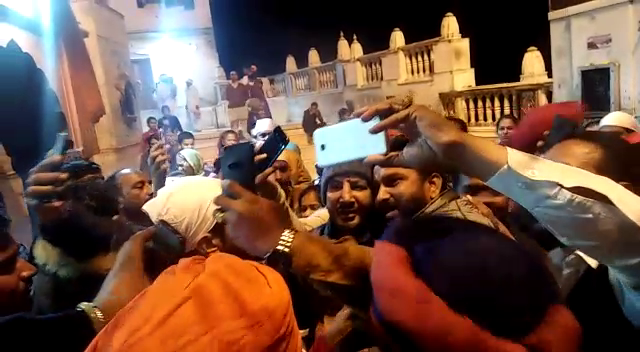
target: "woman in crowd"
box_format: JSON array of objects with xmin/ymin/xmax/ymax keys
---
[
  {"xmin": 176, "ymin": 149, "xmax": 204, "ymax": 176},
  {"xmin": 496, "ymin": 114, "xmax": 519, "ymax": 146},
  {"xmin": 295, "ymin": 184, "xmax": 322, "ymax": 218},
  {"xmin": 166, "ymin": 149, "xmax": 204, "ymax": 185}
]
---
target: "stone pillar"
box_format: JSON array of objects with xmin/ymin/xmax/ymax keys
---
[
  {"xmin": 350, "ymin": 35, "xmax": 364, "ymax": 88},
  {"xmin": 335, "ymin": 63, "xmax": 346, "ymax": 89},
  {"xmin": 286, "ymin": 54, "xmax": 298, "ymax": 73},
  {"xmin": 337, "ymin": 32, "xmax": 351, "ymax": 61},
  {"xmin": 521, "ymin": 47, "xmax": 550, "ymax": 83},
  {"xmin": 72, "ymin": 1, "xmax": 142, "ymax": 175},
  {"xmin": 308, "ymin": 48, "xmax": 321, "ymax": 67},
  {"xmin": 431, "ymin": 13, "xmax": 475, "ymax": 91},
  {"xmin": 382, "ymin": 28, "xmax": 406, "ymax": 82}
]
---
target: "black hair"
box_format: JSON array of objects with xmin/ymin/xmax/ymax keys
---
[
  {"xmin": 105, "ymin": 169, "xmax": 126, "ymax": 196},
  {"xmin": 388, "ymin": 134, "xmax": 410, "ymax": 152},
  {"xmin": 567, "ymin": 131, "xmax": 640, "ymax": 184},
  {"xmin": 217, "ymin": 129, "xmax": 239, "ymax": 153},
  {"xmin": 160, "ymin": 105, "xmax": 170, "ymax": 114},
  {"xmin": 144, "ymin": 132, "xmax": 161, "ymax": 148},
  {"xmin": 0, "ymin": 193, "xmax": 10, "ymax": 235},
  {"xmin": 445, "ymin": 116, "xmax": 468, "ymax": 133},
  {"xmin": 310, "ymin": 102, "xmax": 318, "ymax": 108},
  {"xmin": 39, "ymin": 201, "xmax": 133, "ymax": 262},
  {"xmin": 496, "ymin": 114, "xmax": 519, "ymax": 132},
  {"xmin": 178, "ymin": 131, "xmax": 195, "ymax": 145},
  {"xmin": 146, "ymin": 116, "xmax": 157, "ymax": 126},
  {"xmin": 338, "ymin": 108, "xmax": 350, "ymax": 121},
  {"xmin": 297, "ymin": 184, "xmax": 321, "ymax": 209}
]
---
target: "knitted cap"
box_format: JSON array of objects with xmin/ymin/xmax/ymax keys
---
[{"xmin": 320, "ymin": 160, "xmax": 373, "ymax": 203}]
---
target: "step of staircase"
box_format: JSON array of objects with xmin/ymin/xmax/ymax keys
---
[
  {"xmin": 193, "ymin": 124, "xmax": 318, "ymax": 178},
  {"xmin": 193, "ymin": 124, "xmax": 494, "ymax": 179}
]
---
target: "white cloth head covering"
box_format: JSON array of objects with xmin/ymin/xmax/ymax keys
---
[
  {"xmin": 177, "ymin": 148, "xmax": 204, "ymax": 175},
  {"xmin": 142, "ymin": 176, "xmax": 222, "ymax": 251},
  {"xmin": 251, "ymin": 118, "xmax": 276, "ymax": 137},
  {"xmin": 599, "ymin": 111, "xmax": 639, "ymax": 132}
]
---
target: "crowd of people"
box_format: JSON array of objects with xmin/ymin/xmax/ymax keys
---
[{"xmin": 1, "ymin": 94, "xmax": 640, "ymax": 351}]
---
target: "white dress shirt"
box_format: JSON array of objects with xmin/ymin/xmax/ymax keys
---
[{"xmin": 487, "ymin": 147, "xmax": 640, "ymax": 327}]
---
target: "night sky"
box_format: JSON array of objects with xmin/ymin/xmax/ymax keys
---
[{"xmin": 211, "ymin": 0, "xmax": 551, "ymax": 85}]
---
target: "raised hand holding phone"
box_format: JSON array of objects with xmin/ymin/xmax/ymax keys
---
[{"xmin": 313, "ymin": 117, "xmax": 387, "ymax": 167}]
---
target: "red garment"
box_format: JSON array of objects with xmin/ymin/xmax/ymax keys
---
[
  {"xmin": 370, "ymin": 240, "xmax": 581, "ymax": 351},
  {"xmin": 625, "ymin": 132, "xmax": 640, "ymax": 144},
  {"xmin": 509, "ymin": 102, "xmax": 584, "ymax": 153}
]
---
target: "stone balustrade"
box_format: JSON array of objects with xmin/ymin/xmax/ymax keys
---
[
  {"xmin": 316, "ymin": 62, "xmax": 340, "ymax": 90},
  {"xmin": 400, "ymin": 39, "xmax": 437, "ymax": 83},
  {"xmin": 357, "ymin": 51, "xmax": 385, "ymax": 87},
  {"xmin": 267, "ymin": 61, "xmax": 343, "ymax": 97},
  {"xmin": 440, "ymin": 81, "xmax": 553, "ymax": 126},
  {"xmin": 254, "ymin": 14, "xmax": 553, "ymax": 136},
  {"xmin": 290, "ymin": 68, "xmax": 313, "ymax": 94}
]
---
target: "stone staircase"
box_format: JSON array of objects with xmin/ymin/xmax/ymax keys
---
[
  {"xmin": 193, "ymin": 123, "xmax": 495, "ymax": 180},
  {"xmin": 193, "ymin": 124, "xmax": 318, "ymax": 178}
]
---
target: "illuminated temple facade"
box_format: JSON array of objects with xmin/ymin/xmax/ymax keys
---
[{"xmin": 110, "ymin": 0, "xmax": 226, "ymax": 127}]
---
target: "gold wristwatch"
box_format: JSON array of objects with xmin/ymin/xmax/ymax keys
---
[
  {"xmin": 76, "ymin": 302, "xmax": 107, "ymax": 332},
  {"xmin": 265, "ymin": 229, "xmax": 296, "ymax": 270}
]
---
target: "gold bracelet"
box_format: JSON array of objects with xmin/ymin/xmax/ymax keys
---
[{"xmin": 77, "ymin": 302, "xmax": 107, "ymax": 332}]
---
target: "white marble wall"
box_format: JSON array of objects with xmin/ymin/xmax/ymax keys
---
[
  {"xmin": 549, "ymin": 1, "xmax": 637, "ymax": 113},
  {"xmin": 128, "ymin": 30, "xmax": 221, "ymax": 108},
  {"xmin": 109, "ymin": 0, "xmax": 214, "ymax": 33}
]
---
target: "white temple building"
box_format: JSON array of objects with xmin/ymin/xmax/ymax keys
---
[{"xmin": 109, "ymin": 0, "xmax": 226, "ymax": 127}]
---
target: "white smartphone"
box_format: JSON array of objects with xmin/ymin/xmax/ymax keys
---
[{"xmin": 313, "ymin": 117, "xmax": 387, "ymax": 168}]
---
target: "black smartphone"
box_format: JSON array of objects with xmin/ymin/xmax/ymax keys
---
[
  {"xmin": 541, "ymin": 115, "xmax": 580, "ymax": 153},
  {"xmin": 133, "ymin": 220, "xmax": 185, "ymax": 280},
  {"xmin": 256, "ymin": 126, "xmax": 289, "ymax": 173},
  {"xmin": 52, "ymin": 132, "xmax": 74, "ymax": 156},
  {"xmin": 153, "ymin": 220, "xmax": 186, "ymax": 259},
  {"xmin": 220, "ymin": 142, "xmax": 257, "ymax": 194}
]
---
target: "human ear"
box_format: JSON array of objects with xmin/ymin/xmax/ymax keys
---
[{"xmin": 427, "ymin": 173, "xmax": 444, "ymax": 199}]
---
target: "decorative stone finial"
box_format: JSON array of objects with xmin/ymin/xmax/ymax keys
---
[
  {"xmin": 520, "ymin": 47, "xmax": 549, "ymax": 83},
  {"xmin": 389, "ymin": 27, "xmax": 406, "ymax": 50},
  {"xmin": 337, "ymin": 31, "xmax": 351, "ymax": 61},
  {"xmin": 441, "ymin": 12, "xmax": 461, "ymax": 39},
  {"xmin": 350, "ymin": 34, "xmax": 363, "ymax": 60},
  {"xmin": 308, "ymin": 47, "xmax": 321, "ymax": 67},
  {"xmin": 285, "ymin": 54, "xmax": 298, "ymax": 73},
  {"xmin": 216, "ymin": 66, "xmax": 227, "ymax": 80}
]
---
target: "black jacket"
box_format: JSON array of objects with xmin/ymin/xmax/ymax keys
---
[
  {"xmin": 0, "ymin": 310, "xmax": 95, "ymax": 351},
  {"xmin": 302, "ymin": 109, "xmax": 325, "ymax": 135}
]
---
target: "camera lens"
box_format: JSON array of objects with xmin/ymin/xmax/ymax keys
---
[{"xmin": 320, "ymin": 144, "xmax": 326, "ymax": 151}]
